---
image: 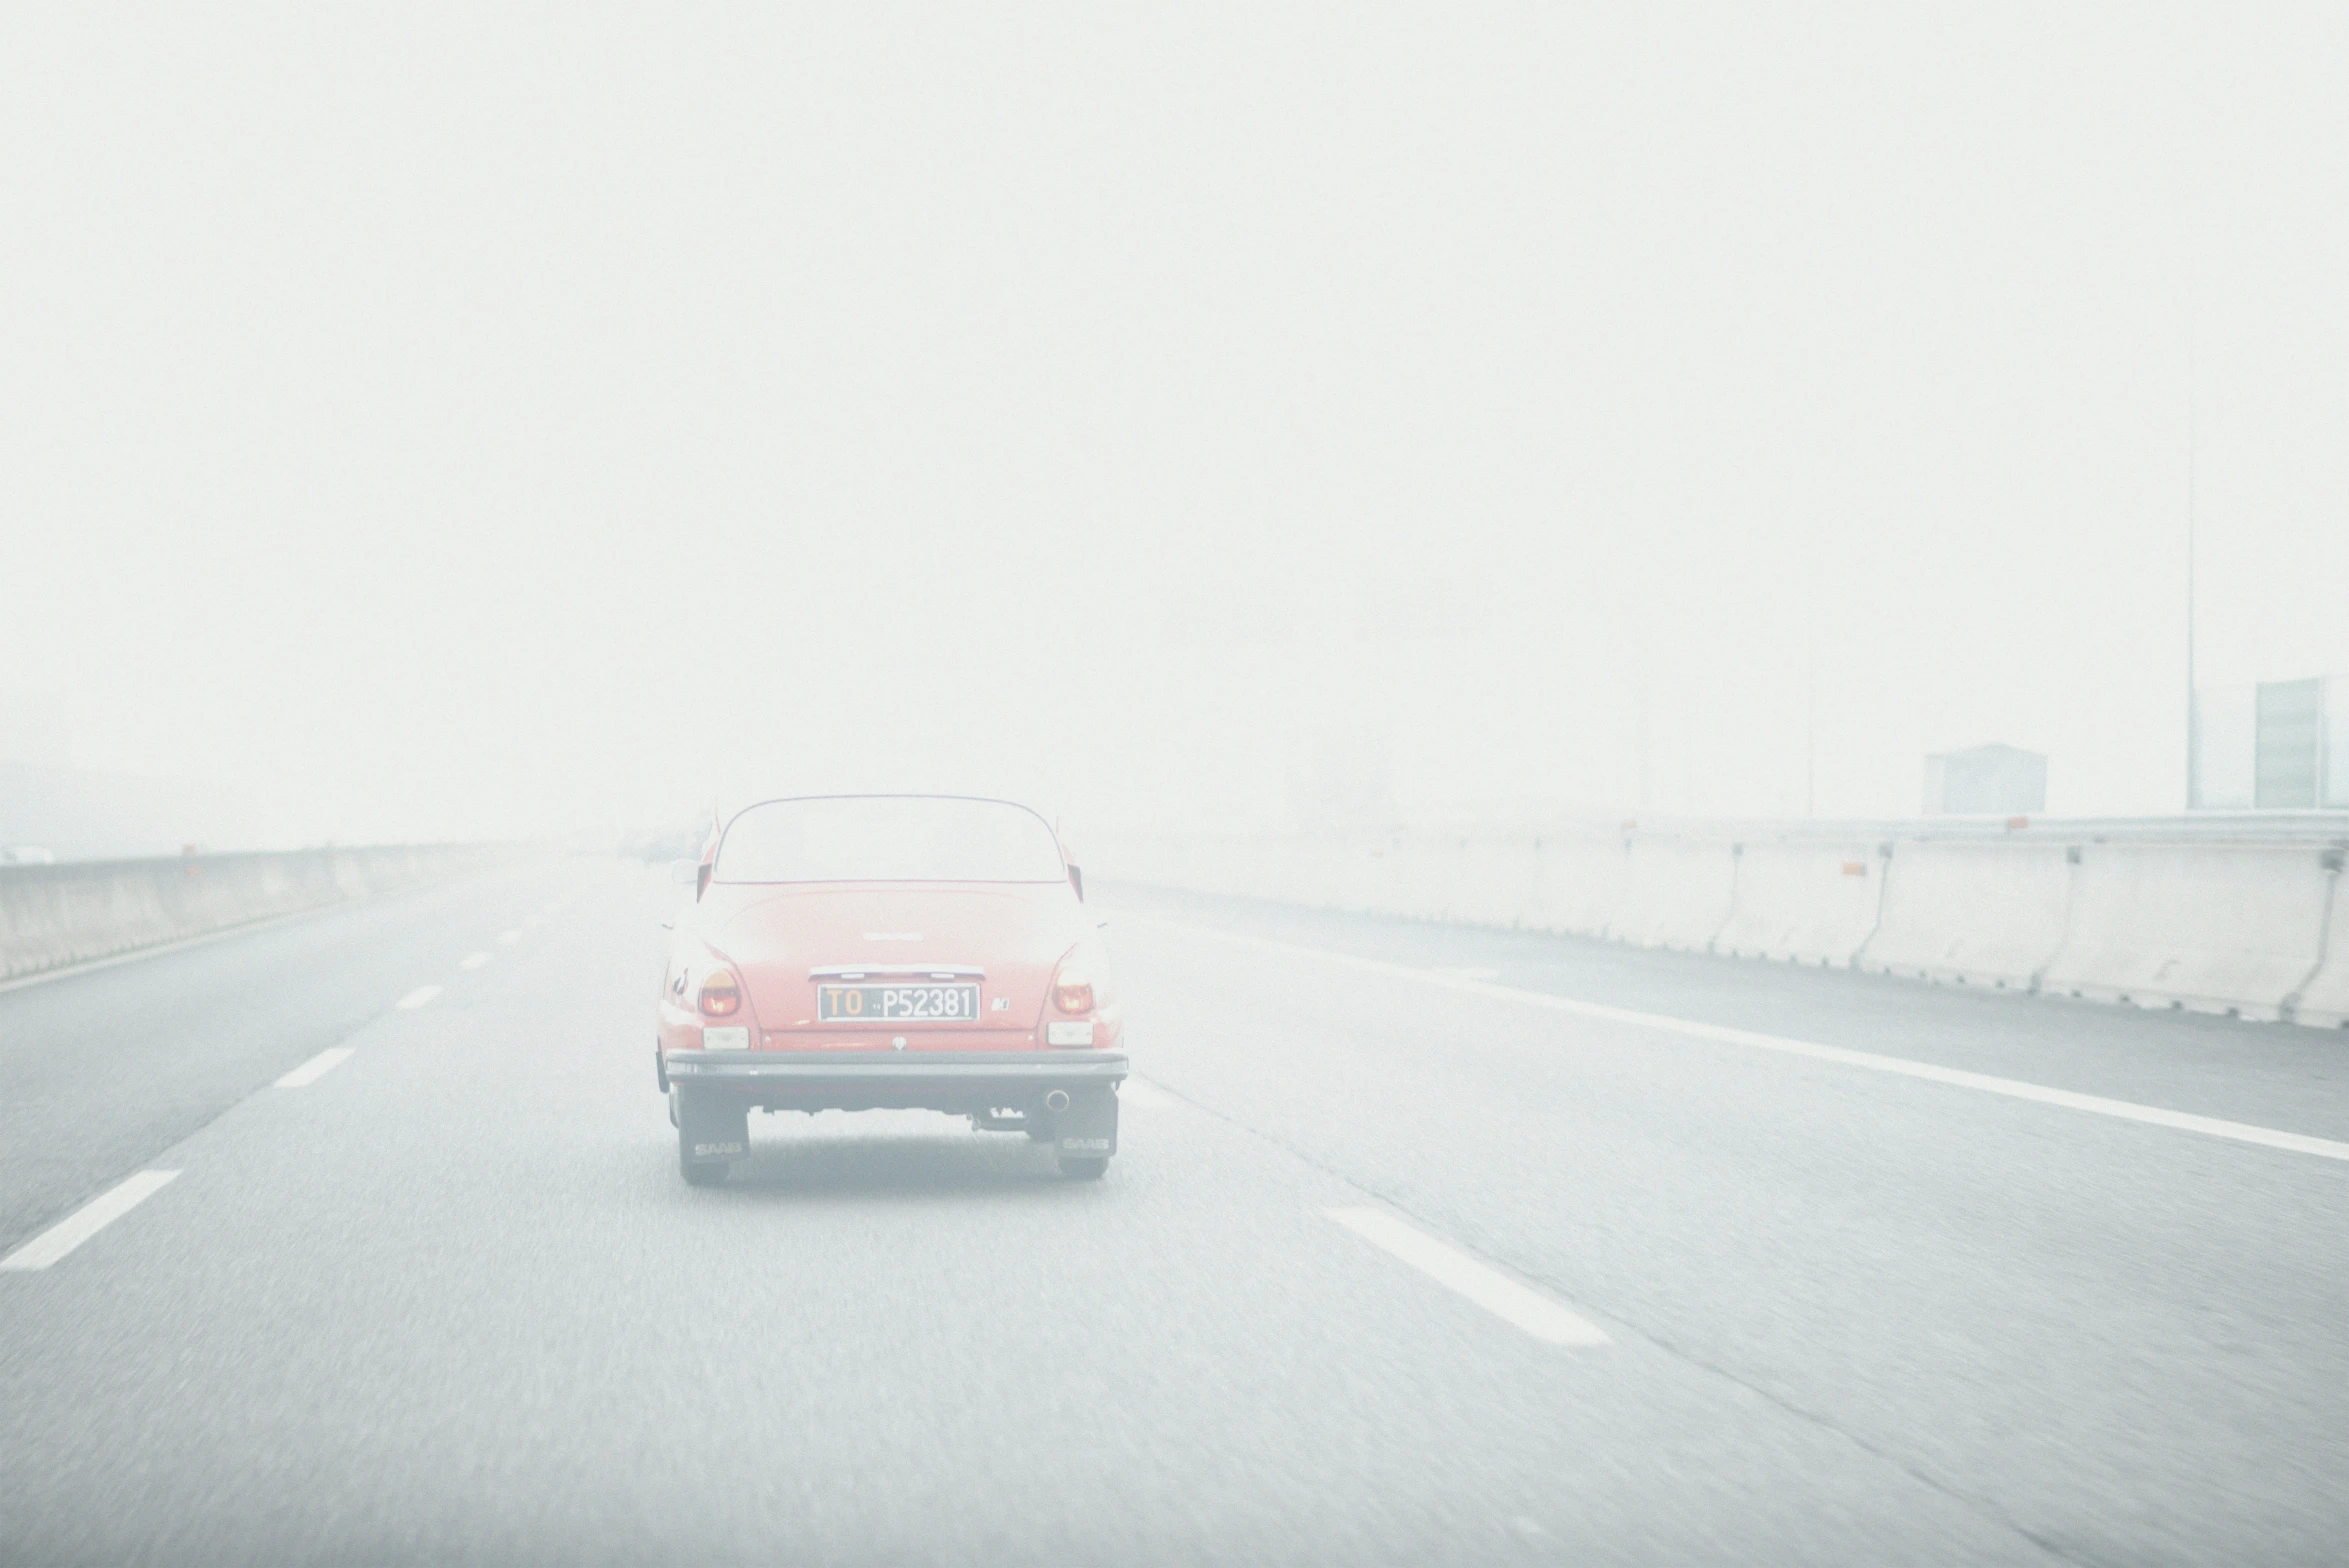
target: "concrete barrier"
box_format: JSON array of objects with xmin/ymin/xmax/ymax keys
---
[
  {"xmin": 1605, "ymin": 836, "xmax": 1738, "ymax": 950},
  {"xmin": 1170, "ymin": 834, "xmax": 1257, "ymax": 901},
  {"xmin": 1387, "ymin": 833, "xmax": 1456, "ymax": 920},
  {"xmin": 2037, "ymin": 842, "xmax": 2336, "ymax": 1019},
  {"xmin": 1316, "ymin": 837, "xmax": 1387, "ymax": 916},
  {"xmin": 1355, "ymin": 836, "xmax": 1420, "ymax": 918},
  {"xmin": 1099, "ymin": 814, "xmax": 2349, "ymax": 1030},
  {"xmin": 1525, "ymin": 833, "xmax": 1626, "ymax": 936},
  {"xmin": 1713, "ymin": 839, "xmax": 1888, "ymax": 965},
  {"xmin": 1306, "ymin": 837, "xmax": 1369, "ymax": 914},
  {"xmin": 1452, "ymin": 834, "xmax": 1541, "ymax": 928},
  {"xmin": 0, "ymin": 845, "xmax": 510, "ymax": 984},
  {"xmin": 1321, "ymin": 837, "xmax": 1391, "ymax": 916},
  {"xmin": 2294, "ymin": 853, "xmax": 2349, "ymax": 1028},
  {"xmin": 1856, "ymin": 839, "xmax": 2074, "ymax": 989},
  {"xmin": 1257, "ymin": 836, "xmax": 1311, "ymax": 908}
]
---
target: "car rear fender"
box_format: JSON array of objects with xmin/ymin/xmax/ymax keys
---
[{"xmin": 658, "ymin": 933, "xmax": 764, "ymax": 1049}]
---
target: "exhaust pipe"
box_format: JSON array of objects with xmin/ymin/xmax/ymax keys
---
[{"xmin": 1043, "ymin": 1089, "xmax": 1071, "ymax": 1113}]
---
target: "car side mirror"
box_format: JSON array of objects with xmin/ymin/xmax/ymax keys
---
[
  {"xmin": 669, "ymin": 859, "xmax": 698, "ymax": 886},
  {"xmin": 1067, "ymin": 863, "xmax": 1084, "ymax": 901}
]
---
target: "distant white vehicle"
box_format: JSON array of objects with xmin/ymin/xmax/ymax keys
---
[{"xmin": 2, "ymin": 845, "xmax": 58, "ymax": 865}]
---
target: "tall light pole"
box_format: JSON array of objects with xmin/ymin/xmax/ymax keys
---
[
  {"xmin": 1636, "ymin": 666, "xmax": 1652, "ymax": 812},
  {"xmin": 2185, "ymin": 323, "xmax": 2200, "ymax": 811},
  {"xmin": 1803, "ymin": 549, "xmax": 1818, "ymax": 818}
]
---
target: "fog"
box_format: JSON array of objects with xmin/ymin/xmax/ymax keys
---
[{"xmin": 7, "ymin": 4, "xmax": 2349, "ymax": 850}]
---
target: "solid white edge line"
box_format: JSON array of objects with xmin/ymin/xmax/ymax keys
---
[
  {"xmin": 1, "ymin": 1170, "xmax": 181, "ymax": 1271},
  {"xmin": 395, "ymin": 984, "xmax": 442, "ymax": 1010},
  {"xmin": 275, "ymin": 1046, "xmax": 357, "ymax": 1088},
  {"xmin": 1328, "ymin": 1208, "xmax": 1611, "ymax": 1347},
  {"xmin": 460, "ymin": 952, "xmax": 492, "ymax": 969},
  {"xmin": 1131, "ymin": 916, "xmax": 2349, "ymax": 1166}
]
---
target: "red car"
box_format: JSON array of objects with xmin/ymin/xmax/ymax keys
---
[{"xmin": 655, "ymin": 794, "xmax": 1126, "ymax": 1186}]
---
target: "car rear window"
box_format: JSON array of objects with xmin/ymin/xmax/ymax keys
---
[{"xmin": 714, "ymin": 797, "xmax": 1067, "ymax": 884}]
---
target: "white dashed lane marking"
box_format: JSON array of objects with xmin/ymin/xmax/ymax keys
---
[
  {"xmin": 1, "ymin": 1171, "xmax": 181, "ymax": 1272},
  {"xmin": 395, "ymin": 985, "xmax": 442, "ymax": 1010},
  {"xmin": 1328, "ymin": 1208, "xmax": 1612, "ymax": 1348},
  {"xmin": 275, "ymin": 1047, "xmax": 356, "ymax": 1088},
  {"xmin": 460, "ymin": 952, "xmax": 492, "ymax": 970}
]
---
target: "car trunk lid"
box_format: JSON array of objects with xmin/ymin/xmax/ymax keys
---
[{"xmin": 698, "ymin": 882, "xmax": 1075, "ymax": 1051}]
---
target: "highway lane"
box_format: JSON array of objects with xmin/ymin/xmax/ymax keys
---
[
  {"xmin": 1104, "ymin": 887, "xmax": 2349, "ymax": 1142},
  {"xmin": 1105, "ymin": 886, "xmax": 2349, "ymax": 1565},
  {"xmin": 1, "ymin": 868, "xmax": 2345, "ymax": 1564},
  {"xmin": 0, "ymin": 866, "xmax": 572, "ymax": 1260}
]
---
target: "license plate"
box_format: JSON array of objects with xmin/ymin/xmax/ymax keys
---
[{"xmin": 816, "ymin": 983, "xmax": 981, "ymax": 1023}]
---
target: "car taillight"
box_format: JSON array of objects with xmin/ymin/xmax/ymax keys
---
[
  {"xmin": 698, "ymin": 969, "xmax": 742, "ymax": 1017},
  {"xmin": 1052, "ymin": 952, "xmax": 1094, "ymax": 1014}
]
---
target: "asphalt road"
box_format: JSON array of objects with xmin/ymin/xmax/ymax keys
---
[{"xmin": 3, "ymin": 866, "xmax": 2346, "ymax": 1565}]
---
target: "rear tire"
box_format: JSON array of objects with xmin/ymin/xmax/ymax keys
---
[{"xmin": 1058, "ymin": 1155, "xmax": 1110, "ymax": 1180}]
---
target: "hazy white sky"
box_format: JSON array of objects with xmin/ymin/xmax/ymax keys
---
[{"xmin": 4, "ymin": 4, "xmax": 2346, "ymax": 843}]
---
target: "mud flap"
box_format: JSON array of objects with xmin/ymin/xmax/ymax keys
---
[
  {"xmin": 676, "ymin": 1087, "xmax": 749, "ymax": 1164},
  {"xmin": 1054, "ymin": 1085, "xmax": 1118, "ymax": 1161}
]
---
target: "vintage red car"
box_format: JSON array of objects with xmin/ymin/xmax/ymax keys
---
[{"xmin": 655, "ymin": 794, "xmax": 1126, "ymax": 1185}]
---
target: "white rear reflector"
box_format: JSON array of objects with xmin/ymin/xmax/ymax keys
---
[
  {"xmin": 700, "ymin": 1026, "xmax": 750, "ymax": 1050},
  {"xmin": 1046, "ymin": 1021, "xmax": 1096, "ymax": 1047}
]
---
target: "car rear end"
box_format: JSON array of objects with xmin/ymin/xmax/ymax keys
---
[{"xmin": 656, "ymin": 796, "xmax": 1126, "ymax": 1183}]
